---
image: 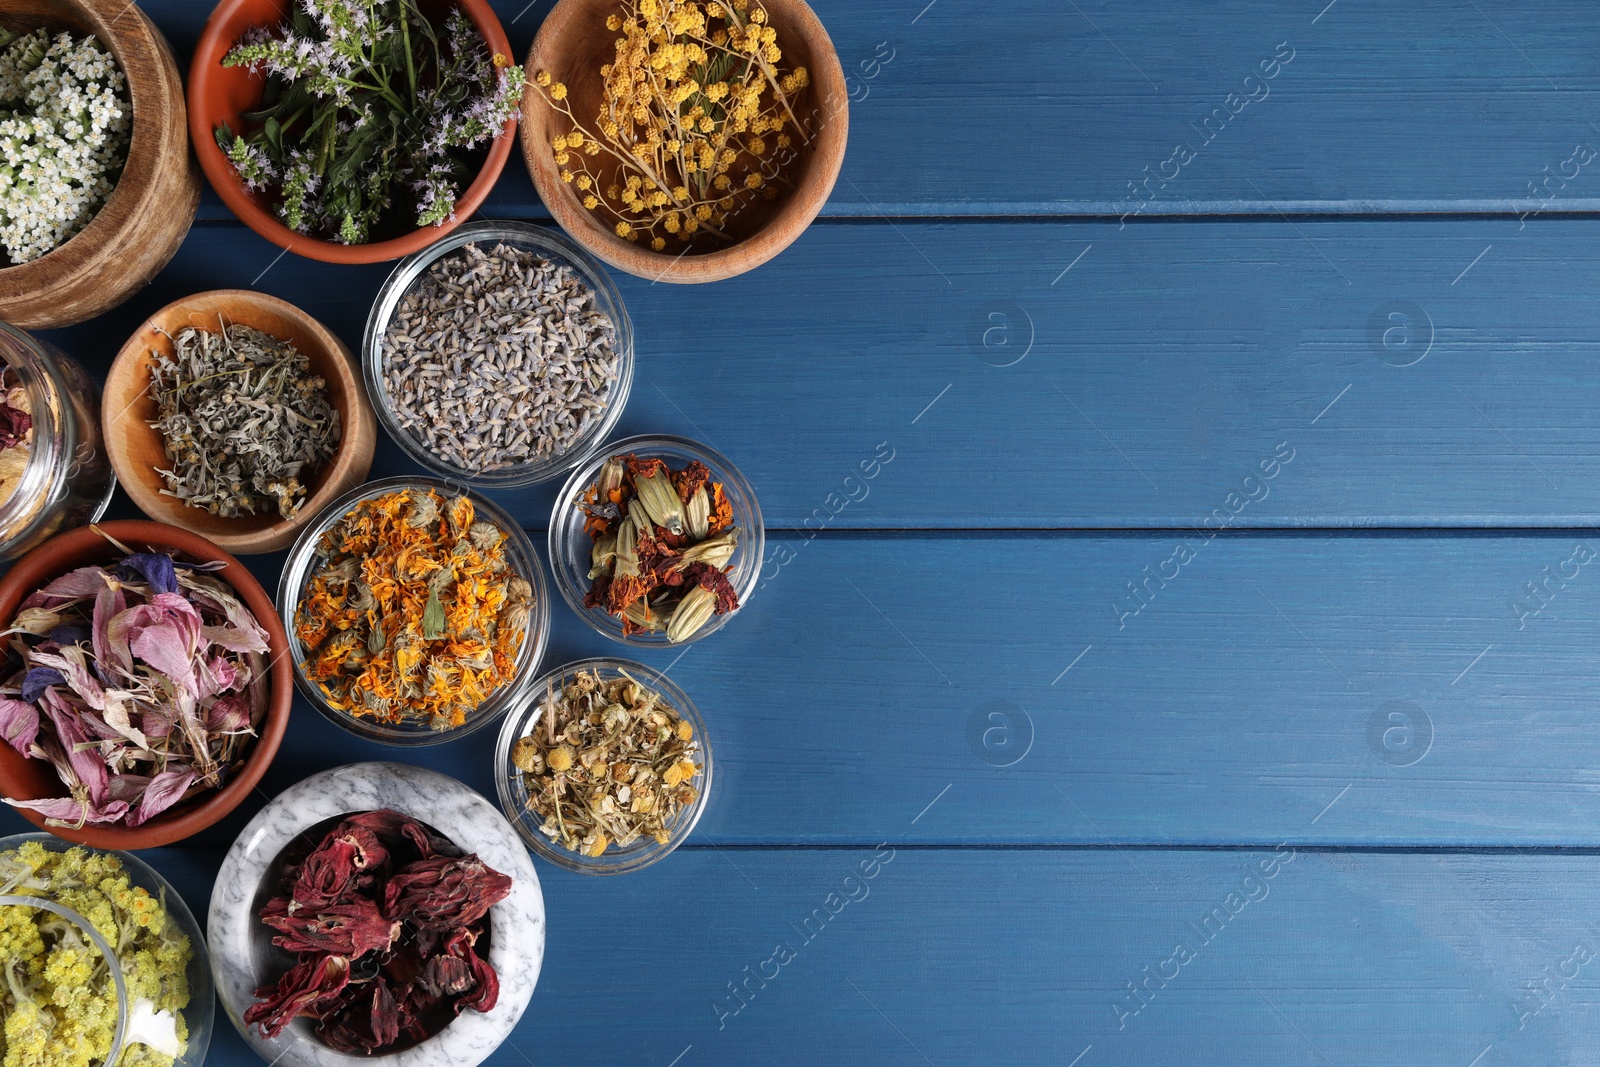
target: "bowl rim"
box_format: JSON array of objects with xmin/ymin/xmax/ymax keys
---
[
  {"xmin": 0, "ymin": 520, "xmax": 292, "ymax": 849},
  {"xmin": 0, "ymin": 0, "xmax": 201, "ymax": 329},
  {"xmin": 492, "ymin": 656, "xmax": 712, "ymax": 875},
  {"xmin": 276, "ymin": 475, "xmax": 551, "ymax": 745},
  {"xmin": 548, "ymin": 432, "xmax": 765, "ymax": 646},
  {"xmin": 186, "ymin": 0, "xmax": 518, "ymax": 265},
  {"xmin": 103, "ymin": 288, "xmax": 378, "ymax": 555},
  {"xmin": 361, "ymin": 218, "xmax": 636, "ymax": 489},
  {"xmin": 520, "ymin": 0, "xmax": 849, "ymax": 283},
  {"xmin": 0, "ymin": 831, "xmax": 219, "ymax": 1067},
  {"xmin": 205, "ymin": 761, "xmax": 542, "ymax": 1067}
]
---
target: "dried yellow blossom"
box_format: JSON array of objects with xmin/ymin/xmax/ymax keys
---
[{"xmin": 531, "ymin": 0, "xmax": 812, "ymax": 250}]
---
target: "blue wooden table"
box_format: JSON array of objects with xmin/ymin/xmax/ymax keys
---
[{"xmin": 10, "ymin": 0, "xmax": 1600, "ymax": 1062}]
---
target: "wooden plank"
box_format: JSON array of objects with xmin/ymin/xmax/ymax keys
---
[
  {"xmin": 109, "ymin": 845, "xmax": 1600, "ymax": 1065},
  {"xmin": 9, "ymin": 529, "xmax": 1600, "ymax": 849},
  {"xmin": 149, "ymin": 0, "xmax": 1600, "ymax": 219},
  {"xmin": 39, "ymin": 219, "xmax": 1600, "ymax": 530}
]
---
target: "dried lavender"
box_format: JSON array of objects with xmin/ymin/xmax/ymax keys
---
[
  {"xmin": 149, "ymin": 322, "xmax": 341, "ymax": 519},
  {"xmin": 381, "ymin": 242, "xmax": 620, "ymax": 473}
]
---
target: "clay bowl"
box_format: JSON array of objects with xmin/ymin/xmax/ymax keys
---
[
  {"xmin": 188, "ymin": 0, "xmax": 517, "ymax": 264},
  {"xmin": 103, "ymin": 290, "xmax": 377, "ymax": 555},
  {"xmin": 0, "ymin": 520, "xmax": 292, "ymax": 849},
  {"xmin": 0, "ymin": 0, "xmax": 201, "ymax": 329},
  {"xmin": 523, "ymin": 0, "xmax": 848, "ymax": 283}
]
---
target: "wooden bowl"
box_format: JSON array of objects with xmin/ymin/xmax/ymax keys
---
[
  {"xmin": 522, "ymin": 0, "xmax": 848, "ymax": 284},
  {"xmin": 0, "ymin": 0, "xmax": 200, "ymax": 329},
  {"xmin": 0, "ymin": 520, "xmax": 292, "ymax": 849},
  {"xmin": 187, "ymin": 0, "xmax": 517, "ymax": 264},
  {"xmin": 103, "ymin": 290, "xmax": 377, "ymax": 555}
]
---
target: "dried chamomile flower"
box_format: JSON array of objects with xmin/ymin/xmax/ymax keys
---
[{"xmin": 515, "ymin": 668, "xmax": 701, "ymax": 856}]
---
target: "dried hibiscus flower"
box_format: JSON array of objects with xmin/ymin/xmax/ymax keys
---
[
  {"xmin": 246, "ymin": 808, "xmax": 511, "ymax": 1053},
  {"xmin": 0, "ymin": 535, "xmax": 271, "ymax": 828}
]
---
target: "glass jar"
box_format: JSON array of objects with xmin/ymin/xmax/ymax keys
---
[
  {"xmin": 0, "ymin": 323, "xmax": 116, "ymax": 560},
  {"xmin": 0, "ymin": 833, "xmax": 215, "ymax": 1067}
]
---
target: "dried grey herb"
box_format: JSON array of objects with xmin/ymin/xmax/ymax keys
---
[
  {"xmin": 149, "ymin": 321, "xmax": 341, "ymax": 519},
  {"xmin": 380, "ymin": 241, "xmax": 620, "ymax": 473}
]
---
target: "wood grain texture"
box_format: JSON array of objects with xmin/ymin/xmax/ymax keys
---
[
  {"xmin": 131, "ymin": 0, "xmax": 1600, "ymax": 220},
  {"xmin": 1, "ymin": 529, "xmax": 1594, "ymax": 850},
  {"xmin": 37, "ymin": 218, "xmax": 1600, "ymax": 529},
  {"xmin": 103, "ymin": 289, "xmax": 376, "ymax": 554},
  {"xmin": 111, "ymin": 846, "xmax": 1600, "ymax": 1066},
  {"xmin": 0, "ymin": 0, "xmax": 201, "ymax": 328}
]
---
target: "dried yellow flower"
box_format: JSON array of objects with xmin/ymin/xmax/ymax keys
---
[{"xmin": 531, "ymin": 0, "xmax": 811, "ymax": 249}]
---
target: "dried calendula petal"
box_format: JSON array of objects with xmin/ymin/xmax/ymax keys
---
[{"xmin": 294, "ymin": 488, "xmax": 531, "ymax": 730}]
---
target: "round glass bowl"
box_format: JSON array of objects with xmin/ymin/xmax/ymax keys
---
[
  {"xmin": 550, "ymin": 434, "xmax": 764, "ymax": 646},
  {"xmin": 276, "ymin": 476, "xmax": 551, "ymax": 745},
  {"xmin": 362, "ymin": 219, "xmax": 634, "ymax": 489},
  {"xmin": 0, "ymin": 323, "xmax": 115, "ymax": 560},
  {"xmin": 494, "ymin": 658, "xmax": 712, "ymax": 875},
  {"xmin": 0, "ymin": 833, "xmax": 216, "ymax": 1067}
]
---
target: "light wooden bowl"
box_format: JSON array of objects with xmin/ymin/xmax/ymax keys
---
[
  {"xmin": 522, "ymin": 0, "xmax": 847, "ymax": 284},
  {"xmin": 103, "ymin": 290, "xmax": 377, "ymax": 555},
  {"xmin": 0, "ymin": 0, "xmax": 200, "ymax": 329}
]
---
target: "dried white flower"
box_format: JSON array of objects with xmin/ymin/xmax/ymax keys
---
[{"xmin": 0, "ymin": 28, "xmax": 130, "ymax": 263}]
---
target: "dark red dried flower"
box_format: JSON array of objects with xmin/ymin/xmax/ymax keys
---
[
  {"xmin": 684, "ymin": 562, "xmax": 740, "ymax": 614},
  {"xmin": 289, "ymin": 825, "xmax": 388, "ymax": 911},
  {"xmin": 244, "ymin": 954, "xmax": 352, "ymax": 1038},
  {"xmin": 672, "ymin": 460, "xmax": 711, "ymax": 502},
  {"xmin": 383, "ymin": 855, "xmax": 513, "ymax": 931},
  {"xmin": 248, "ymin": 809, "xmax": 509, "ymax": 1053},
  {"xmin": 0, "ymin": 401, "xmax": 31, "ymax": 451},
  {"xmin": 263, "ymin": 896, "xmax": 400, "ymax": 958}
]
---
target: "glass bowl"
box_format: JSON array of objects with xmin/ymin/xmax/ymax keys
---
[
  {"xmin": 361, "ymin": 219, "xmax": 634, "ymax": 489},
  {"xmin": 0, "ymin": 323, "xmax": 115, "ymax": 560},
  {"xmin": 494, "ymin": 658, "xmax": 712, "ymax": 875},
  {"xmin": 276, "ymin": 476, "xmax": 551, "ymax": 745},
  {"xmin": 549, "ymin": 434, "xmax": 764, "ymax": 646},
  {"xmin": 0, "ymin": 832, "xmax": 216, "ymax": 1067}
]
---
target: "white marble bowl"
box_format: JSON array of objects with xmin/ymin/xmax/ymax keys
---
[{"xmin": 207, "ymin": 762, "xmax": 544, "ymax": 1067}]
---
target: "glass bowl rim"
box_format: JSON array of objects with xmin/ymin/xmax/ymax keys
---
[
  {"xmin": 492, "ymin": 656, "xmax": 712, "ymax": 875},
  {"xmin": 0, "ymin": 831, "xmax": 217, "ymax": 1066},
  {"xmin": 547, "ymin": 432, "xmax": 764, "ymax": 647},
  {"xmin": 275, "ymin": 475, "xmax": 551, "ymax": 746},
  {"xmin": 360, "ymin": 218, "xmax": 636, "ymax": 490}
]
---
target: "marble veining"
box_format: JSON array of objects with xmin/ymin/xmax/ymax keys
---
[{"xmin": 207, "ymin": 762, "xmax": 544, "ymax": 1067}]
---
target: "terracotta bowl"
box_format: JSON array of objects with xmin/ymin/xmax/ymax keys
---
[
  {"xmin": 103, "ymin": 290, "xmax": 377, "ymax": 555},
  {"xmin": 0, "ymin": 0, "xmax": 201, "ymax": 329},
  {"xmin": 522, "ymin": 0, "xmax": 848, "ymax": 283},
  {"xmin": 0, "ymin": 520, "xmax": 292, "ymax": 849},
  {"xmin": 187, "ymin": 0, "xmax": 517, "ymax": 264}
]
